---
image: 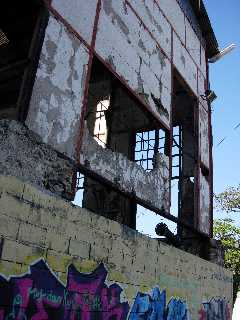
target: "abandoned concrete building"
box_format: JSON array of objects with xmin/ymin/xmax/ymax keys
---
[{"xmin": 0, "ymin": 0, "xmax": 233, "ymax": 319}]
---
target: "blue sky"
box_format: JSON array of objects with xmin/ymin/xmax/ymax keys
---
[{"xmin": 204, "ymin": 0, "xmax": 240, "ymax": 222}]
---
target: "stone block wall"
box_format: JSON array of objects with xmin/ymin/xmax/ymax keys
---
[{"xmin": 0, "ymin": 175, "xmax": 232, "ymax": 319}]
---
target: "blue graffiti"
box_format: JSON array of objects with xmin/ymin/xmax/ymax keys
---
[{"xmin": 128, "ymin": 287, "xmax": 188, "ymax": 320}]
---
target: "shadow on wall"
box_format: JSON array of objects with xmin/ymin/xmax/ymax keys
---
[{"xmin": 0, "ymin": 260, "xmax": 231, "ymax": 320}]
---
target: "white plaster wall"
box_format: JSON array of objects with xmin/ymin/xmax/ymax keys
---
[
  {"xmin": 128, "ymin": 0, "xmax": 172, "ymax": 58},
  {"xmin": 95, "ymin": 0, "xmax": 171, "ymax": 128},
  {"xmin": 27, "ymin": 15, "xmax": 90, "ymax": 160},
  {"xmin": 173, "ymin": 32, "xmax": 198, "ymax": 95},
  {"xmin": 51, "ymin": 0, "xmax": 98, "ymax": 45},
  {"xmin": 156, "ymin": 0, "xmax": 185, "ymax": 42},
  {"xmin": 185, "ymin": 19, "xmax": 201, "ymax": 66},
  {"xmin": 200, "ymin": 45, "xmax": 207, "ymax": 76},
  {"xmin": 199, "ymin": 104, "xmax": 210, "ymax": 169},
  {"xmin": 199, "ymin": 172, "xmax": 211, "ymax": 235}
]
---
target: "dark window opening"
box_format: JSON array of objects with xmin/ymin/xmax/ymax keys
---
[
  {"xmin": 0, "ymin": 0, "xmax": 48, "ymax": 120},
  {"xmin": 74, "ymin": 57, "xmax": 170, "ymax": 229},
  {"xmin": 85, "ymin": 57, "xmax": 167, "ymax": 163},
  {"xmin": 135, "ymin": 129, "xmax": 168, "ymax": 171},
  {"xmin": 171, "ymin": 73, "xmax": 198, "ymax": 236}
]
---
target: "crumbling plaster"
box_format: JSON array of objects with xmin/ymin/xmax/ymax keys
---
[
  {"xmin": 27, "ymin": 15, "xmax": 90, "ymax": 160},
  {"xmin": 80, "ymin": 125, "xmax": 170, "ymax": 212},
  {"xmin": 52, "ymin": 0, "xmax": 98, "ymax": 45},
  {"xmin": 128, "ymin": 0, "xmax": 172, "ymax": 58},
  {"xmin": 95, "ymin": 0, "xmax": 172, "ymax": 127},
  {"xmin": 173, "ymin": 32, "xmax": 198, "ymax": 95},
  {"xmin": 199, "ymin": 104, "xmax": 210, "ymax": 169},
  {"xmin": 199, "ymin": 171, "xmax": 211, "ymax": 235},
  {"xmin": 0, "ymin": 120, "xmax": 75, "ymax": 200}
]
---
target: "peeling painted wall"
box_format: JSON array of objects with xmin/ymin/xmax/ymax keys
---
[
  {"xmin": 52, "ymin": 0, "xmax": 98, "ymax": 45},
  {"xmin": 185, "ymin": 19, "xmax": 201, "ymax": 66},
  {"xmin": 27, "ymin": 15, "xmax": 90, "ymax": 160},
  {"xmin": 173, "ymin": 32, "xmax": 198, "ymax": 95},
  {"xmin": 199, "ymin": 171, "xmax": 211, "ymax": 235},
  {"xmin": 95, "ymin": 0, "xmax": 172, "ymax": 127},
  {"xmin": 157, "ymin": 0, "xmax": 186, "ymax": 42},
  {"xmin": 80, "ymin": 125, "xmax": 170, "ymax": 212},
  {"xmin": 199, "ymin": 104, "xmax": 210, "ymax": 169}
]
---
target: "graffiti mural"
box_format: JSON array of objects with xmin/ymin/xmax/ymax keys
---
[
  {"xmin": 199, "ymin": 298, "xmax": 231, "ymax": 320},
  {"xmin": 0, "ymin": 259, "xmax": 129, "ymax": 320},
  {"xmin": 128, "ymin": 287, "xmax": 189, "ymax": 320},
  {"xmin": 0, "ymin": 259, "xmax": 231, "ymax": 320}
]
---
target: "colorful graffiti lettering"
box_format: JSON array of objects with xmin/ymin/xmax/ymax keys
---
[
  {"xmin": 199, "ymin": 298, "xmax": 231, "ymax": 320},
  {"xmin": 128, "ymin": 287, "xmax": 189, "ymax": 320},
  {"xmin": 0, "ymin": 260, "xmax": 231, "ymax": 320},
  {"xmin": 0, "ymin": 259, "xmax": 129, "ymax": 320}
]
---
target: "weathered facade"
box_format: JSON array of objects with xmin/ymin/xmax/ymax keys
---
[{"xmin": 0, "ymin": 0, "xmax": 233, "ymax": 319}]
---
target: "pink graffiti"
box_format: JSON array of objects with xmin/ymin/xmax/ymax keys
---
[
  {"xmin": 0, "ymin": 260, "xmax": 129, "ymax": 320},
  {"xmin": 199, "ymin": 298, "xmax": 231, "ymax": 320}
]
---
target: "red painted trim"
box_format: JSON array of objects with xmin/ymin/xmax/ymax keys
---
[
  {"xmin": 152, "ymin": 0, "xmax": 206, "ymax": 79},
  {"xmin": 43, "ymin": 0, "xmax": 91, "ymax": 51},
  {"xmin": 196, "ymin": 99, "xmax": 201, "ymax": 232},
  {"xmin": 46, "ymin": 0, "xmax": 172, "ymax": 144},
  {"xmin": 75, "ymin": 0, "xmax": 102, "ymax": 163},
  {"xmin": 125, "ymin": 0, "xmax": 171, "ymax": 63},
  {"xmin": 93, "ymin": 50, "xmax": 171, "ymax": 131},
  {"xmin": 184, "ymin": 15, "xmax": 187, "ymax": 46},
  {"xmin": 154, "ymin": 0, "xmax": 206, "ymax": 50},
  {"xmin": 168, "ymin": 27, "xmax": 174, "ymax": 215},
  {"xmin": 206, "ymin": 58, "xmax": 213, "ymax": 238}
]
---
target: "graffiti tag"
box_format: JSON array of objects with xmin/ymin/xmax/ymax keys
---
[
  {"xmin": 129, "ymin": 287, "xmax": 189, "ymax": 320},
  {"xmin": 199, "ymin": 298, "xmax": 231, "ymax": 320},
  {"xmin": 0, "ymin": 259, "xmax": 129, "ymax": 320}
]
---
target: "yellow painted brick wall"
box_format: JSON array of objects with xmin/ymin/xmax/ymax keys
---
[{"xmin": 0, "ymin": 175, "xmax": 233, "ymax": 319}]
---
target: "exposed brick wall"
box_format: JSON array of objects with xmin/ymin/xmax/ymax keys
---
[{"xmin": 0, "ymin": 175, "xmax": 233, "ymax": 319}]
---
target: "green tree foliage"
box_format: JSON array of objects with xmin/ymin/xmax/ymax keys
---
[
  {"xmin": 213, "ymin": 219, "xmax": 240, "ymax": 302},
  {"xmin": 215, "ymin": 185, "xmax": 240, "ymax": 213}
]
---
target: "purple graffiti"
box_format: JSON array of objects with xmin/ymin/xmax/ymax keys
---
[
  {"xmin": 0, "ymin": 259, "xmax": 129, "ymax": 320},
  {"xmin": 128, "ymin": 287, "xmax": 189, "ymax": 320},
  {"xmin": 199, "ymin": 298, "xmax": 231, "ymax": 320}
]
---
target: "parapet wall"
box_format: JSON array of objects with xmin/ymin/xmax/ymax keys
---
[{"xmin": 0, "ymin": 175, "xmax": 232, "ymax": 319}]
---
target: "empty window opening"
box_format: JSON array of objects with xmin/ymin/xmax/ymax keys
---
[
  {"xmin": 135, "ymin": 129, "xmax": 167, "ymax": 171},
  {"xmin": 85, "ymin": 58, "xmax": 167, "ymax": 162},
  {"xmin": 93, "ymin": 97, "xmax": 110, "ymax": 148},
  {"xmin": 72, "ymin": 172, "xmax": 85, "ymax": 207},
  {"xmin": 78, "ymin": 57, "xmax": 171, "ymax": 229},
  {"xmin": 0, "ymin": 0, "xmax": 48, "ymax": 120}
]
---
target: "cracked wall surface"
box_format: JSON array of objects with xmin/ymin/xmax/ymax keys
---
[
  {"xmin": 52, "ymin": 0, "xmax": 98, "ymax": 45},
  {"xmin": 199, "ymin": 104, "xmax": 210, "ymax": 169},
  {"xmin": 199, "ymin": 171, "xmax": 211, "ymax": 235},
  {"xmin": 27, "ymin": 15, "xmax": 90, "ymax": 160},
  {"xmin": 95, "ymin": 0, "xmax": 172, "ymax": 127}
]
